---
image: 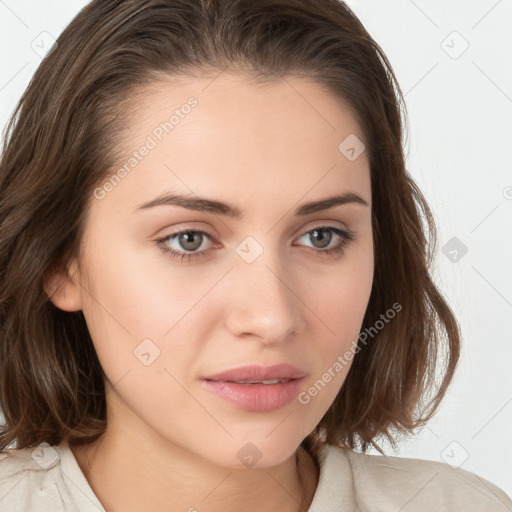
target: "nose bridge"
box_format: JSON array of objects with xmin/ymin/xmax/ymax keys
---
[{"xmin": 224, "ymin": 242, "xmax": 305, "ymax": 342}]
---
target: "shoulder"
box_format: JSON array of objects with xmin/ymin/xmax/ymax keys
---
[
  {"xmin": 0, "ymin": 442, "xmax": 70, "ymax": 511},
  {"xmin": 0, "ymin": 441, "xmax": 59, "ymax": 483},
  {"xmin": 327, "ymin": 445, "xmax": 512, "ymax": 511}
]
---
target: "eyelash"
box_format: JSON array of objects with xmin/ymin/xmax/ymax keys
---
[{"xmin": 155, "ymin": 225, "xmax": 356, "ymax": 262}]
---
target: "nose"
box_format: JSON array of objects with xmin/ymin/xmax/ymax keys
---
[{"xmin": 223, "ymin": 254, "xmax": 306, "ymax": 345}]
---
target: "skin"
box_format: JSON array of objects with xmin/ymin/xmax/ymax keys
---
[{"xmin": 47, "ymin": 73, "xmax": 374, "ymax": 512}]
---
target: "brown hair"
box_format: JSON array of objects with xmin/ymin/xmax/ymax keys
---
[{"xmin": 0, "ymin": 0, "xmax": 460, "ymax": 461}]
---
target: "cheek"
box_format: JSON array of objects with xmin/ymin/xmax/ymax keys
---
[
  {"xmin": 81, "ymin": 231, "xmax": 216, "ymax": 333},
  {"xmin": 79, "ymin": 235, "xmax": 229, "ymax": 382},
  {"xmin": 297, "ymin": 242, "xmax": 373, "ymax": 401},
  {"xmin": 296, "ymin": 296, "xmax": 370, "ymax": 425},
  {"xmin": 304, "ymin": 243, "xmax": 374, "ymax": 345}
]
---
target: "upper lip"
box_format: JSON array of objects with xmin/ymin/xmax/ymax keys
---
[{"xmin": 203, "ymin": 364, "xmax": 306, "ymax": 382}]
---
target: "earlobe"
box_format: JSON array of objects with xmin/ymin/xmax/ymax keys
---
[{"xmin": 44, "ymin": 260, "xmax": 83, "ymax": 312}]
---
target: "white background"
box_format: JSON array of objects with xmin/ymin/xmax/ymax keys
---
[{"xmin": 1, "ymin": 0, "xmax": 511, "ymax": 498}]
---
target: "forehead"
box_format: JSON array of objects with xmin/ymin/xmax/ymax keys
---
[
  {"xmin": 125, "ymin": 72, "xmax": 366, "ymax": 148},
  {"xmin": 100, "ymin": 73, "xmax": 371, "ymax": 215}
]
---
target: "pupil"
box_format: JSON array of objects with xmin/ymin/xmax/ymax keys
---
[
  {"xmin": 311, "ymin": 228, "xmax": 331, "ymax": 248},
  {"xmin": 179, "ymin": 231, "xmax": 202, "ymax": 251}
]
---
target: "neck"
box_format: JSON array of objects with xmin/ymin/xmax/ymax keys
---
[{"xmin": 71, "ymin": 426, "xmax": 319, "ymax": 512}]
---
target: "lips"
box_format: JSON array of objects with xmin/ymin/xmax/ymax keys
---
[
  {"xmin": 203, "ymin": 363, "xmax": 306, "ymax": 383},
  {"xmin": 201, "ymin": 364, "xmax": 307, "ymax": 412}
]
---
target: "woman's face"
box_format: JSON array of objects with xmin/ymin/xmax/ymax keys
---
[{"xmin": 59, "ymin": 73, "xmax": 373, "ymax": 468}]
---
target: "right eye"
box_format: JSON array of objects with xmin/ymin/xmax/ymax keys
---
[{"xmin": 155, "ymin": 229, "xmax": 217, "ymax": 262}]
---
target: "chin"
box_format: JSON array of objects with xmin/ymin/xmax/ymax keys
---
[{"xmin": 198, "ymin": 436, "xmax": 302, "ymax": 470}]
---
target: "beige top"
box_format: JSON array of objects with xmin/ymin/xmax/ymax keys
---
[{"xmin": 0, "ymin": 441, "xmax": 510, "ymax": 511}]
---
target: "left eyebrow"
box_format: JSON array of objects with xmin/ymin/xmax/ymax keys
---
[
  {"xmin": 132, "ymin": 191, "xmax": 368, "ymax": 217},
  {"xmin": 294, "ymin": 192, "xmax": 368, "ymax": 215}
]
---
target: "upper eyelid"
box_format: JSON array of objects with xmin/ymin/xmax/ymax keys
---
[
  {"xmin": 160, "ymin": 222, "xmax": 349, "ymax": 237},
  {"xmin": 290, "ymin": 221, "xmax": 351, "ymax": 239}
]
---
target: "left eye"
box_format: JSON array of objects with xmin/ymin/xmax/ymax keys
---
[
  {"xmin": 298, "ymin": 227, "xmax": 336, "ymax": 249},
  {"xmin": 295, "ymin": 226, "xmax": 354, "ymax": 252}
]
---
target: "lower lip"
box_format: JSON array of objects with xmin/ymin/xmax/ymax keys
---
[{"xmin": 201, "ymin": 378, "xmax": 305, "ymax": 412}]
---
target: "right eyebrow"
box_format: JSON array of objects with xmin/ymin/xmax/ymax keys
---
[{"xmin": 133, "ymin": 192, "xmax": 243, "ymax": 218}]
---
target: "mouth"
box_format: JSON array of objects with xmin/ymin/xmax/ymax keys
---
[
  {"xmin": 207, "ymin": 378, "xmax": 293, "ymax": 385},
  {"xmin": 202, "ymin": 363, "xmax": 306, "ymax": 383},
  {"xmin": 201, "ymin": 365, "xmax": 306, "ymax": 412}
]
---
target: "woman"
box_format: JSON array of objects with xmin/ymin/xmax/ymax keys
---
[{"xmin": 0, "ymin": 1, "xmax": 510, "ymax": 510}]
